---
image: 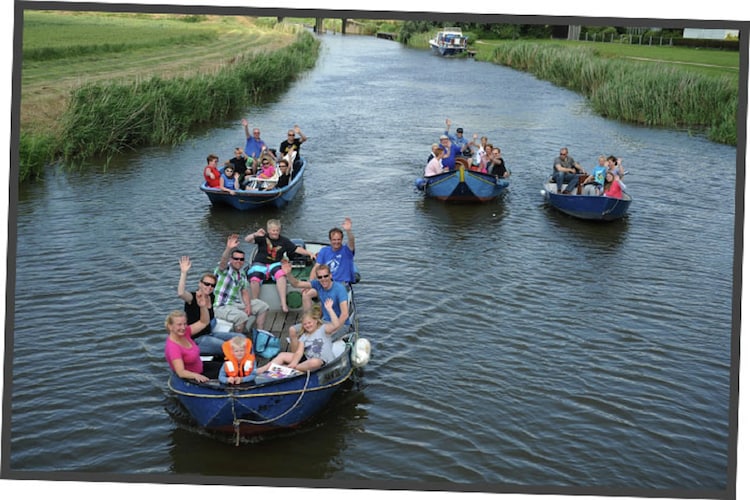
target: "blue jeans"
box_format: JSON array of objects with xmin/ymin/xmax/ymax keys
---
[
  {"xmin": 195, "ymin": 330, "xmax": 239, "ymax": 356},
  {"xmin": 553, "ymin": 171, "xmax": 580, "ymax": 193}
]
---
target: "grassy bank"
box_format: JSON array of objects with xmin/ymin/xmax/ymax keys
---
[
  {"xmin": 19, "ymin": 12, "xmax": 319, "ymax": 180},
  {"xmin": 473, "ymin": 41, "xmax": 739, "ymax": 145}
]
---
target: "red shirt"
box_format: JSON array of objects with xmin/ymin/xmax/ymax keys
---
[
  {"xmin": 604, "ymin": 180, "xmax": 623, "ymax": 199},
  {"xmin": 204, "ymin": 165, "xmax": 221, "ymax": 188}
]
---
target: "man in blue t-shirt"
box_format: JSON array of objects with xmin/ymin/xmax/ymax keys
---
[
  {"xmin": 439, "ymin": 135, "xmax": 464, "ymax": 170},
  {"xmin": 312, "ymin": 217, "xmax": 356, "ymax": 286},
  {"xmin": 444, "ymin": 118, "xmax": 472, "ymax": 157},
  {"xmin": 241, "ymin": 117, "xmax": 267, "ymax": 160},
  {"xmin": 282, "ymin": 261, "xmax": 350, "ymax": 336}
]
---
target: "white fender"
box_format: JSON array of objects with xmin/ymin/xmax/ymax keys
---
[{"xmin": 351, "ymin": 338, "xmax": 371, "ymax": 368}]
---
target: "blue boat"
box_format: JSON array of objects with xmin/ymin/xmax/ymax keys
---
[
  {"xmin": 416, "ymin": 163, "xmax": 510, "ymax": 202},
  {"xmin": 167, "ymin": 240, "xmax": 370, "ymax": 441},
  {"xmin": 428, "ymin": 28, "xmax": 468, "ymax": 56},
  {"xmin": 200, "ymin": 157, "xmax": 306, "ymax": 211},
  {"xmin": 541, "ymin": 179, "xmax": 632, "ymax": 221}
]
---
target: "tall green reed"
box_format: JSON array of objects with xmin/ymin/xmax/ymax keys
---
[
  {"xmin": 488, "ymin": 42, "xmax": 738, "ymax": 145},
  {"xmin": 55, "ymin": 31, "xmax": 319, "ymax": 165}
]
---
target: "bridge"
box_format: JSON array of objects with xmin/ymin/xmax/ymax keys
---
[{"xmin": 277, "ymin": 17, "xmax": 363, "ymax": 35}]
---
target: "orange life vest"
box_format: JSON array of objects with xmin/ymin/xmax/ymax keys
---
[{"xmin": 222, "ymin": 338, "xmax": 256, "ymax": 377}]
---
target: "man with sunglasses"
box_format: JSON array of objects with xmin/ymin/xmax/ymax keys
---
[
  {"xmin": 177, "ymin": 255, "xmax": 236, "ymax": 356},
  {"xmin": 552, "ymin": 147, "xmax": 586, "ymax": 194},
  {"xmin": 213, "ymin": 233, "xmax": 269, "ymax": 334},
  {"xmin": 282, "ymin": 261, "xmax": 350, "ymax": 337},
  {"xmin": 241, "ymin": 117, "xmax": 267, "ymax": 161},
  {"xmin": 278, "ymin": 124, "xmax": 307, "ymax": 169}
]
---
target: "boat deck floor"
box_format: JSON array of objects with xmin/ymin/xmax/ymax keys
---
[{"xmin": 264, "ymin": 308, "xmax": 303, "ymax": 351}]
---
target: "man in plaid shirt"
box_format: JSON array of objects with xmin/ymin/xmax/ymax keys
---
[{"xmin": 213, "ymin": 233, "xmax": 269, "ymax": 333}]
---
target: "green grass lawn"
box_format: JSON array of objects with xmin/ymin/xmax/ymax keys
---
[
  {"xmin": 474, "ymin": 39, "xmax": 740, "ymax": 78},
  {"xmin": 20, "ymin": 11, "xmax": 295, "ymax": 133}
]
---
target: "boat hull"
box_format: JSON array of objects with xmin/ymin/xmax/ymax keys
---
[
  {"xmin": 429, "ymin": 42, "xmax": 465, "ymax": 56},
  {"xmin": 166, "ymin": 240, "xmax": 367, "ymax": 438},
  {"xmin": 419, "ymin": 165, "xmax": 509, "ymax": 202},
  {"xmin": 200, "ymin": 159, "xmax": 306, "ymax": 211},
  {"xmin": 168, "ymin": 343, "xmax": 353, "ymax": 435},
  {"xmin": 541, "ymin": 182, "xmax": 632, "ymax": 221}
]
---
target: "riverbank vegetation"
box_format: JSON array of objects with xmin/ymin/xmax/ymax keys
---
[
  {"xmin": 398, "ymin": 21, "xmax": 740, "ymax": 145},
  {"xmin": 20, "ymin": 13, "xmax": 741, "ymax": 181},
  {"xmin": 474, "ymin": 41, "xmax": 738, "ymax": 144},
  {"xmin": 20, "ymin": 12, "xmax": 319, "ymax": 180}
]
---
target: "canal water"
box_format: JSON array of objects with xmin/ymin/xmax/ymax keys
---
[{"xmin": 7, "ymin": 32, "xmax": 738, "ymax": 496}]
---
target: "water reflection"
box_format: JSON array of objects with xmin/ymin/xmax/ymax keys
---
[{"xmin": 168, "ymin": 388, "xmax": 370, "ymax": 478}]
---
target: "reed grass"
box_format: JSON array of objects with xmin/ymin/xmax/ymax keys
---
[
  {"xmin": 482, "ymin": 42, "xmax": 738, "ymax": 145},
  {"xmin": 35, "ymin": 30, "xmax": 319, "ymax": 167}
]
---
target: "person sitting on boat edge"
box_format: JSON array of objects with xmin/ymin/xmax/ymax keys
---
[
  {"xmin": 275, "ymin": 159, "xmax": 292, "ymax": 189},
  {"xmin": 486, "ymin": 147, "xmax": 509, "ymax": 179},
  {"xmin": 241, "ymin": 117, "xmax": 267, "ymax": 161},
  {"xmin": 552, "ymin": 147, "xmax": 586, "ymax": 194},
  {"xmin": 214, "ymin": 234, "xmax": 270, "ymax": 333},
  {"xmin": 164, "ymin": 293, "xmax": 211, "ymax": 383},
  {"xmin": 245, "ymin": 220, "xmax": 316, "ymax": 313},
  {"xmin": 279, "ymin": 124, "xmax": 307, "ymax": 169},
  {"xmin": 606, "ymin": 155, "xmax": 627, "ymax": 189},
  {"xmin": 219, "ymin": 164, "xmax": 240, "ymax": 196},
  {"xmin": 283, "ymin": 261, "xmax": 350, "ymax": 337},
  {"xmin": 472, "ymin": 135, "xmax": 489, "ymax": 171},
  {"xmin": 581, "ymin": 155, "xmax": 608, "ymax": 195},
  {"xmin": 444, "ymin": 118, "xmax": 473, "ymax": 157},
  {"xmin": 219, "ymin": 335, "xmax": 257, "ymax": 385},
  {"xmin": 177, "ymin": 255, "xmax": 236, "ymax": 356},
  {"xmin": 602, "ymin": 170, "xmax": 624, "ymax": 199},
  {"xmin": 256, "ymin": 298, "xmax": 343, "ymax": 374},
  {"xmin": 439, "ymin": 134, "xmax": 464, "ymax": 171},
  {"xmin": 311, "ymin": 217, "xmax": 357, "ymax": 287},
  {"xmin": 203, "ymin": 154, "xmax": 221, "ymax": 188},
  {"xmin": 424, "ymin": 144, "xmax": 447, "ymax": 177}
]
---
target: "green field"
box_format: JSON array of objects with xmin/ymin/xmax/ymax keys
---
[
  {"xmin": 474, "ymin": 39, "xmax": 740, "ymax": 79},
  {"xmin": 21, "ymin": 11, "xmax": 295, "ymax": 134},
  {"xmin": 19, "ymin": 11, "xmax": 312, "ymax": 179}
]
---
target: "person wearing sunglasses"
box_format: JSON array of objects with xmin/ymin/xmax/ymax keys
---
[
  {"xmin": 177, "ymin": 255, "xmax": 236, "ymax": 357},
  {"xmin": 241, "ymin": 117, "xmax": 267, "ymax": 161},
  {"xmin": 278, "ymin": 124, "xmax": 307, "ymax": 169},
  {"xmin": 552, "ymin": 146, "xmax": 586, "ymax": 194},
  {"xmin": 282, "ymin": 261, "xmax": 350, "ymax": 338},
  {"xmin": 213, "ymin": 234, "xmax": 269, "ymax": 334}
]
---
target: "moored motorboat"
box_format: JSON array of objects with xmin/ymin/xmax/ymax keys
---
[
  {"xmin": 541, "ymin": 177, "xmax": 632, "ymax": 221},
  {"xmin": 166, "ymin": 240, "xmax": 370, "ymax": 443},
  {"xmin": 415, "ymin": 161, "xmax": 509, "ymax": 202},
  {"xmin": 200, "ymin": 157, "xmax": 306, "ymax": 211},
  {"xmin": 428, "ymin": 27, "xmax": 468, "ymax": 56}
]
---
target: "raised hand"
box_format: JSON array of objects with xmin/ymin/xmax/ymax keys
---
[
  {"xmin": 179, "ymin": 255, "xmax": 191, "ymax": 273},
  {"xmin": 226, "ymin": 233, "xmax": 240, "ymax": 249},
  {"xmin": 195, "ymin": 291, "xmax": 209, "ymax": 308}
]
